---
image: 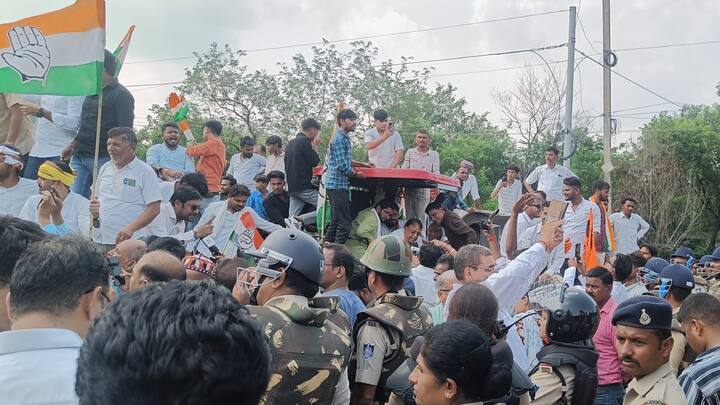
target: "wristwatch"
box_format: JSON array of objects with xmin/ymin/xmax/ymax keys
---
[{"xmin": 35, "ymin": 107, "xmax": 44, "ymax": 118}]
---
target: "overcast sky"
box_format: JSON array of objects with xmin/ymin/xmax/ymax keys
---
[{"xmin": 6, "ymin": 0, "xmax": 720, "ymax": 144}]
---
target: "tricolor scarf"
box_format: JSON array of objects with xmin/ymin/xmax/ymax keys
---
[{"xmin": 590, "ymin": 195, "xmax": 616, "ymax": 253}]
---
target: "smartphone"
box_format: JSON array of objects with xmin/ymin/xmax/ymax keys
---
[
  {"xmin": 542, "ymin": 200, "xmax": 568, "ymax": 224},
  {"xmin": 502, "ymin": 176, "xmax": 508, "ymax": 183},
  {"xmin": 574, "ymin": 243, "xmax": 581, "ymax": 259},
  {"xmin": 106, "ymin": 256, "xmax": 121, "ymax": 277}
]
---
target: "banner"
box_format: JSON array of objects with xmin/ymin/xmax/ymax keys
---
[{"xmin": 0, "ymin": 0, "xmax": 105, "ymax": 96}]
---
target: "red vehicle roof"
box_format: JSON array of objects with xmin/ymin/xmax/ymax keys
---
[{"xmin": 313, "ymin": 167, "xmax": 460, "ymax": 191}]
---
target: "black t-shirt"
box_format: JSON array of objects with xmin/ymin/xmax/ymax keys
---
[
  {"xmin": 284, "ymin": 133, "xmax": 320, "ymax": 193},
  {"xmin": 75, "ymin": 79, "xmax": 134, "ymax": 157}
]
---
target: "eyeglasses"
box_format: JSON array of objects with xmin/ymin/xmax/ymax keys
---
[
  {"xmin": 85, "ymin": 287, "xmax": 110, "ymax": 306},
  {"xmin": 470, "ymin": 264, "xmax": 496, "ymax": 273}
]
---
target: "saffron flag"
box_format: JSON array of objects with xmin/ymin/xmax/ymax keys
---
[
  {"xmin": 0, "ymin": 0, "xmax": 105, "ymax": 96},
  {"xmin": 224, "ymin": 209, "xmax": 265, "ymax": 258},
  {"xmin": 112, "ymin": 25, "xmax": 134, "ymax": 78}
]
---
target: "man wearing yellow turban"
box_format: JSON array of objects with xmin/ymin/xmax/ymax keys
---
[{"xmin": 18, "ymin": 161, "xmax": 90, "ymax": 235}]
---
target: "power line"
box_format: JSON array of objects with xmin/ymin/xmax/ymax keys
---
[
  {"xmin": 124, "ymin": 9, "xmax": 568, "ymax": 65},
  {"xmin": 574, "ymin": 48, "xmax": 683, "ymax": 108},
  {"xmin": 392, "ymin": 43, "xmax": 567, "ymax": 66},
  {"xmin": 125, "ymin": 43, "xmax": 568, "ymax": 87},
  {"xmin": 614, "ymin": 39, "xmax": 720, "ymax": 52},
  {"xmin": 575, "ymin": 0, "xmax": 601, "ymax": 54}
]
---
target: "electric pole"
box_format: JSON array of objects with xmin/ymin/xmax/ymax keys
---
[
  {"xmin": 562, "ymin": 6, "xmax": 577, "ymax": 168},
  {"xmin": 602, "ymin": 0, "xmax": 613, "ymax": 193}
]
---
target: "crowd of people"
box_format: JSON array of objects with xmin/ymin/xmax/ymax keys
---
[{"xmin": 1, "ymin": 49, "xmax": 720, "ymax": 405}]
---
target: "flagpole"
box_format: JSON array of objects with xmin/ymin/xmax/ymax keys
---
[{"xmin": 87, "ymin": 91, "xmax": 103, "ymax": 238}]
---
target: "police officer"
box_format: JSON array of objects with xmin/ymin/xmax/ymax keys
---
[
  {"xmin": 349, "ymin": 235, "xmax": 434, "ymax": 405},
  {"xmin": 657, "ymin": 264, "xmax": 697, "ymax": 375},
  {"xmin": 528, "ymin": 283, "xmax": 600, "ymax": 405},
  {"xmin": 612, "ymin": 295, "xmax": 688, "ymax": 405},
  {"xmin": 637, "ymin": 257, "xmax": 670, "ymax": 290},
  {"xmin": 232, "ymin": 229, "xmax": 353, "ymax": 405},
  {"xmin": 670, "ymin": 246, "xmax": 696, "ymax": 268}
]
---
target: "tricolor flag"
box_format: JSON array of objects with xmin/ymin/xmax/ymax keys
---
[
  {"xmin": 112, "ymin": 25, "xmax": 134, "ymax": 78},
  {"xmin": 0, "ymin": 0, "xmax": 105, "ymax": 96},
  {"xmin": 223, "ymin": 209, "xmax": 265, "ymax": 258}
]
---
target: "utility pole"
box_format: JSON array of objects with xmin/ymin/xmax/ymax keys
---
[
  {"xmin": 602, "ymin": 0, "xmax": 613, "ymax": 196},
  {"xmin": 562, "ymin": 6, "xmax": 577, "ymax": 168}
]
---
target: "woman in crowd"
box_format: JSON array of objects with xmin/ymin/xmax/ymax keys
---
[
  {"xmin": 447, "ymin": 283, "xmax": 535, "ymax": 404},
  {"xmin": 410, "ymin": 320, "xmax": 512, "ymax": 405}
]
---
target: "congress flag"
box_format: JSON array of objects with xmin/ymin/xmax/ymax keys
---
[
  {"xmin": 112, "ymin": 25, "xmax": 134, "ymax": 78},
  {"xmin": 0, "ymin": 0, "xmax": 105, "ymax": 96}
]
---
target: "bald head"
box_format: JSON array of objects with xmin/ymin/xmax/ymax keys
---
[
  {"xmin": 109, "ymin": 240, "xmax": 146, "ymax": 273},
  {"xmin": 128, "ymin": 251, "xmax": 186, "ymax": 290}
]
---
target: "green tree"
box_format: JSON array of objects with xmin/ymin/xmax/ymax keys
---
[{"xmin": 641, "ymin": 105, "xmax": 720, "ymax": 249}]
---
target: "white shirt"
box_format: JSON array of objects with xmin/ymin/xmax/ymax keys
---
[
  {"xmin": 525, "ymin": 163, "xmax": 576, "ymax": 202},
  {"xmin": 159, "ymin": 179, "xmax": 178, "ymax": 201},
  {"xmin": 609, "ymin": 212, "xmax": 650, "ymax": 254},
  {"xmin": 444, "ymin": 243, "xmax": 549, "ymax": 320},
  {"xmin": 624, "ymin": 282, "xmax": 648, "ymax": 298},
  {"xmin": 611, "ymin": 281, "xmax": 630, "ymax": 305},
  {"xmin": 228, "ymin": 153, "xmax": 267, "ymax": 189},
  {"xmin": 458, "ymin": 173, "xmax": 481, "ymax": 201},
  {"xmin": 410, "ymin": 265, "xmax": 439, "ymax": 307},
  {"xmin": 265, "ymin": 151, "xmax": 286, "ymax": 175},
  {"xmin": 363, "ymin": 128, "xmax": 404, "ymax": 168},
  {"xmin": 495, "ymin": 179, "xmax": 523, "ymax": 216},
  {"xmin": 0, "ymin": 177, "xmax": 38, "ymax": 216},
  {"xmin": 0, "ymin": 328, "xmax": 82, "ymax": 404},
  {"xmin": 145, "ymin": 201, "xmax": 194, "ymax": 243},
  {"xmin": 521, "ymin": 223, "xmax": 565, "ymax": 274},
  {"xmin": 500, "ymin": 212, "xmax": 539, "ymax": 257},
  {"xmin": 192, "ymin": 201, "xmax": 282, "ymax": 258},
  {"xmin": 19, "ymin": 192, "xmax": 90, "ymax": 235},
  {"xmin": 29, "ymin": 95, "xmax": 84, "ymax": 158},
  {"xmin": 92, "ymin": 157, "xmax": 162, "ymax": 244},
  {"xmin": 563, "ymin": 199, "xmax": 601, "ymax": 258}
]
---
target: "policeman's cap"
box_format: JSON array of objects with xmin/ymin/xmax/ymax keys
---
[
  {"xmin": 699, "ymin": 255, "xmax": 713, "ymax": 266},
  {"xmin": 710, "ymin": 246, "xmax": 720, "ymax": 261},
  {"xmin": 611, "ymin": 295, "xmax": 672, "ymax": 330},
  {"xmin": 659, "ymin": 264, "xmax": 695, "ymax": 290},
  {"xmin": 671, "ymin": 246, "xmax": 695, "ymax": 260},
  {"xmin": 645, "ymin": 257, "xmax": 670, "ymax": 274}
]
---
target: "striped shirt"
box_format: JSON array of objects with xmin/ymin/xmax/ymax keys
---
[
  {"xmin": 494, "ymin": 179, "xmax": 522, "ymax": 216},
  {"xmin": 679, "ymin": 346, "xmax": 720, "ymax": 405},
  {"xmin": 325, "ymin": 129, "xmax": 353, "ymax": 190},
  {"xmin": 402, "ymin": 148, "xmax": 440, "ymax": 173}
]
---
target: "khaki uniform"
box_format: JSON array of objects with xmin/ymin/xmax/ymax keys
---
[
  {"xmin": 350, "ymin": 292, "xmax": 433, "ymax": 403},
  {"xmin": 623, "ymin": 362, "xmax": 688, "ymax": 405},
  {"xmin": 248, "ymin": 295, "xmax": 352, "ymax": 405},
  {"xmin": 529, "ymin": 364, "xmax": 576, "ymax": 405},
  {"xmin": 670, "ymin": 307, "xmax": 696, "ymax": 376},
  {"xmin": 0, "ymin": 94, "xmax": 35, "ymax": 155}
]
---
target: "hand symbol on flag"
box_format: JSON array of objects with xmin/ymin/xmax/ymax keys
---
[{"xmin": 2, "ymin": 26, "xmax": 50, "ymax": 83}]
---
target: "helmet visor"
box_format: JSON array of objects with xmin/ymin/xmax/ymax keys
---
[
  {"xmin": 237, "ymin": 248, "xmax": 294, "ymax": 289},
  {"xmin": 527, "ymin": 281, "xmax": 566, "ymax": 312}
]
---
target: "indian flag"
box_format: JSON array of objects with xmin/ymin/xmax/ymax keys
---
[
  {"xmin": 0, "ymin": 0, "xmax": 105, "ymax": 96},
  {"xmin": 113, "ymin": 25, "xmax": 134, "ymax": 78}
]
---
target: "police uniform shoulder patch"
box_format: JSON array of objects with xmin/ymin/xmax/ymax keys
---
[{"xmin": 363, "ymin": 344, "xmax": 375, "ymax": 360}]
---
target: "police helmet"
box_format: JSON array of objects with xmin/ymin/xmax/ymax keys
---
[
  {"xmin": 528, "ymin": 283, "xmax": 599, "ymax": 344},
  {"xmin": 637, "ymin": 257, "xmax": 670, "ymax": 285},
  {"xmin": 360, "ymin": 235, "xmax": 413, "ymax": 277},
  {"xmin": 252, "ymin": 229, "xmax": 324, "ymax": 284}
]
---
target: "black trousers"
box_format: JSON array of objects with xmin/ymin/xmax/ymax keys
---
[{"xmin": 326, "ymin": 189, "xmax": 352, "ymax": 244}]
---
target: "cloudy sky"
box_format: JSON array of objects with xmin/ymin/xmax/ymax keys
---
[{"xmin": 6, "ymin": 0, "xmax": 720, "ymax": 144}]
